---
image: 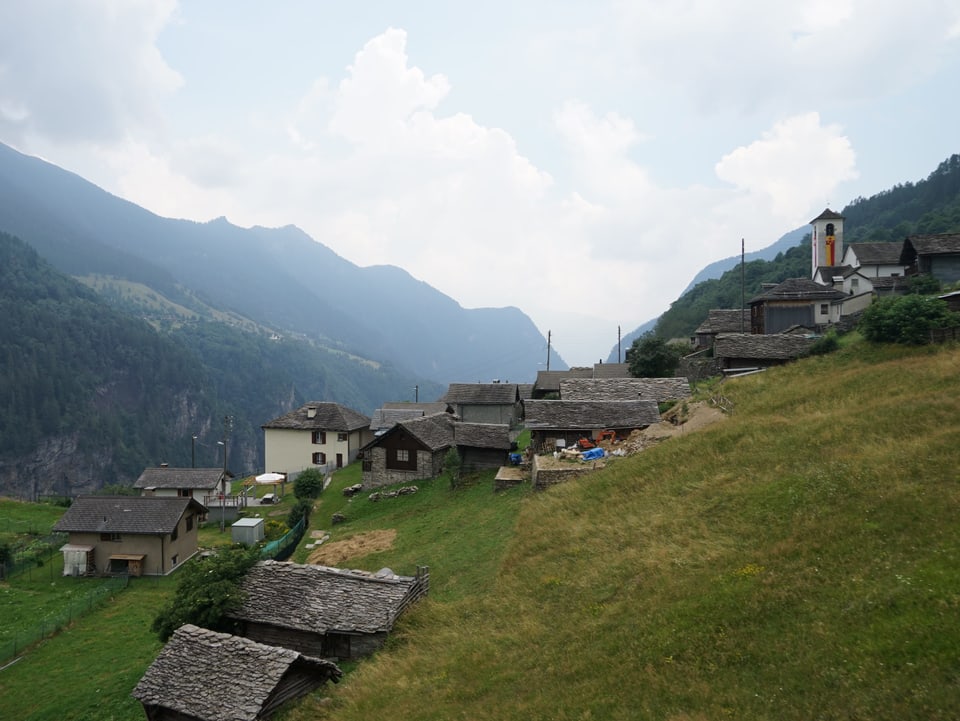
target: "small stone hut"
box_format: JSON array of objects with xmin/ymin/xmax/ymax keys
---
[
  {"xmin": 227, "ymin": 561, "xmax": 430, "ymax": 661},
  {"xmin": 132, "ymin": 623, "xmax": 341, "ymax": 721}
]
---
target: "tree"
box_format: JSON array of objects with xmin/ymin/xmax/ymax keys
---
[
  {"xmin": 859, "ymin": 295, "xmax": 960, "ymax": 344},
  {"xmin": 626, "ymin": 333, "xmax": 683, "ymax": 377},
  {"xmin": 151, "ymin": 546, "xmax": 259, "ymax": 642},
  {"xmin": 294, "ymin": 468, "xmax": 325, "ymax": 500}
]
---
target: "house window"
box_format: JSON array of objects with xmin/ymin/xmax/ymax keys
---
[
  {"xmin": 100, "ymin": 532, "xmax": 121, "ymax": 542},
  {"xmin": 313, "ymin": 452, "xmax": 327, "ymax": 465},
  {"xmin": 819, "ymin": 304, "xmax": 829, "ymax": 315},
  {"xmin": 362, "ymin": 460, "xmax": 372, "ymax": 472},
  {"xmin": 186, "ymin": 514, "xmax": 194, "ymax": 532},
  {"xmin": 312, "ymin": 430, "xmax": 327, "ymax": 444},
  {"xmin": 171, "ymin": 554, "xmax": 178, "ymax": 567},
  {"xmin": 338, "ymin": 432, "xmax": 348, "ymax": 442},
  {"xmin": 396, "ymin": 449, "xmax": 409, "ymax": 462},
  {"xmin": 177, "ymin": 488, "xmax": 193, "ymax": 497},
  {"xmin": 851, "ymin": 278, "xmax": 859, "ymax": 290}
]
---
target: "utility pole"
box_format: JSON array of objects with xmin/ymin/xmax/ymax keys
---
[
  {"xmin": 414, "ymin": 385, "xmax": 419, "ymax": 403},
  {"xmin": 546, "ymin": 330, "xmax": 551, "ymax": 371},
  {"xmin": 191, "ymin": 435, "xmax": 197, "ymax": 469},
  {"xmin": 219, "ymin": 415, "xmax": 233, "ymax": 532},
  {"xmin": 740, "ymin": 238, "xmax": 744, "ymax": 333},
  {"xmin": 618, "ymin": 325, "xmax": 622, "ymax": 363}
]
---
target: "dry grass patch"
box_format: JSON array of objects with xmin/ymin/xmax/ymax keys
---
[{"xmin": 306, "ymin": 529, "xmax": 397, "ymax": 566}]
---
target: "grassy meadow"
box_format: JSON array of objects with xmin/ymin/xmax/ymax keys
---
[{"xmin": 2, "ymin": 338, "xmax": 959, "ymax": 720}]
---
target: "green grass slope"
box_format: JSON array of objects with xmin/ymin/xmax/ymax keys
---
[{"xmin": 306, "ymin": 340, "xmax": 960, "ymax": 721}]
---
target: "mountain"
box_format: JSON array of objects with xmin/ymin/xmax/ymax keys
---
[{"xmin": 0, "ymin": 142, "xmax": 564, "ymax": 385}]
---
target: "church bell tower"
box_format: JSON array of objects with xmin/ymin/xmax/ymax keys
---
[{"xmin": 810, "ymin": 208, "xmax": 844, "ymax": 276}]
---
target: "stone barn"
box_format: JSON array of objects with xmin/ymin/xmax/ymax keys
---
[
  {"xmin": 227, "ymin": 561, "xmax": 430, "ymax": 661},
  {"xmin": 132, "ymin": 624, "xmax": 341, "ymax": 721}
]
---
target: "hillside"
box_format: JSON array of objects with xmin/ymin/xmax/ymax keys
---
[
  {"xmin": 3, "ymin": 338, "xmax": 957, "ymax": 720},
  {"xmin": 0, "ymin": 231, "xmax": 444, "ymax": 497},
  {"xmin": 311, "ymin": 339, "xmax": 960, "ymax": 720}
]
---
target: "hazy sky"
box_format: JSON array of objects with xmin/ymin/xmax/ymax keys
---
[{"xmin": 2, "ymin": 2, "xmax": 958, "ymax": 366}]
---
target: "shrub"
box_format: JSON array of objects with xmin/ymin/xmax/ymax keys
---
[
  {"xmin": 859, "ymin": 295, "xmax": 960, "ymax": 344},
  {"xmin": 287, "ymin": 498, "xmax": 313, "ymax": 528},
  {"xmin": 294, "ymin": 468, "xmax": 325, "ymax": 500},
  {"xmin": 444, "ymin": 447, "xmax": 463, "ymax": 490},
  {"xmin": 808, "ymin": 331, "xmax": 840, "ymax": 355}
]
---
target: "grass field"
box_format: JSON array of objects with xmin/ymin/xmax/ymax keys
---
[{"xmin": 3, "ymin": 338, "xmax": 959, "ymax": 720}]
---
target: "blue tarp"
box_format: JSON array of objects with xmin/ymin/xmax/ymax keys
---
[{"xmin": 580, "ymin": 447, "xmax": 605, "ymax": 461}]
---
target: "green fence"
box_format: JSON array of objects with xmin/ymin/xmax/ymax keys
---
[
  {"xmin": 0, "ymin": 575, "xmax": 129, "ymax": 666},
  {"xmin": 260, "ymin": 517, "xmax": 305, "ymax": 562},
  {"xmin": 0, "ymin": 533, "xmax": 67, "ymax": 581}
]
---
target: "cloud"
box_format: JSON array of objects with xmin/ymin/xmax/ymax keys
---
[
  {"xmin": 0, "ymin": 0, "xmax": 182, "ymax": 144},
  {"xmin": 715, "ymin": 112, "xmax": 857, "ymax": 219}
]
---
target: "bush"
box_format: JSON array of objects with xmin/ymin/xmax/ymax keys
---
[
  {"xmin": 626, "ymin": 333, "xmax": 684, "ymax": 377},
  {"xmin": 859, "ymin": 295, "xmax": 960, "ymax": 344},
  {"xmin": 287, "ymin": 498, "xmax": 313, "ymax": 528},
  {"xmin": 808, "ymin": 331, "xmax": 840, "ymax": 356},
  {"xmin": 444, "ymin": 447, "xmax": 462, "ymax": 490},
  {"xmin": 294, "ymin": 468, "xmax": 325, "ymax": 500}
]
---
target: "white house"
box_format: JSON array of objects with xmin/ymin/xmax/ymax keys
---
[{"xmin": 262, "ymin": 402, "xmax": 372, "ymax": 478}]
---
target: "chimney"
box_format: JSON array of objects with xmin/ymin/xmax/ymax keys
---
[
  {"xmin": 160, "ymin": 463, "xmax": 168, "ymax": 468},
  {"xmin": 306, "ymin": 406, "xmax": 317, "ymax": 419}
]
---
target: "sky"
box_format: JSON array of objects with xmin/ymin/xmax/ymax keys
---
[{"xmin": 1, "ymin": 2, "xmax": 959, "ymax": 366}]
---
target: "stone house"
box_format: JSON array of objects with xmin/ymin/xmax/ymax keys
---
[
  {"xmin": 442, "ymin": 383, "xmax": 521, "ymax": 427},
  {"xmin": 712, "ymin": 333, "xmax": 818, "ymax": 372},
  {"xmin": 227, "ymin": 561, "xmax": 430, "ymax": 661},
  {"xmin": 749, "ymin": 278, "xmax": 847, "ymax": 334},
  {"xmin": 53, "ymin": 495, "xmax": 204, "ymax": 576},
  {"xmin": 900, "ymin": 233, "xmax": 960, "ymax": 285},
  {"xmin": 132, "ymin": 624, "xmax": 341, "ymax": 721},
  {"xmin": 521, "ymin": 399, "xmax": 662, "ymax": 454},
  {"xmin": 691, "ymin": 309, "xmax": 751, "ymax": 350},
  {"xmin": 359, "ymin": 412, "xmax": 510, "ymax": 489},
  {"xmin": 559, "ymin": 377, "xmax": 690, "ymax": 403}
]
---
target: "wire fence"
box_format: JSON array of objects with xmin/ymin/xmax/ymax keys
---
[
  {"xmin": 0, "ymin": 533, "xmax": 67, "ymax": 581},
  {"xmin": 260, "ymin": 517, "xmax": 305, "ymax": 562},
  {"xmin": 0, "ymin": 575, "xmax": 129, "ymax": 666}
]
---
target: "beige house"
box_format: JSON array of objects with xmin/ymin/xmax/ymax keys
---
[
  {"xmin": 53, "ymin": 496, "xmax": 204, "ymax": 576},
  {"xmin": 262, "ymin": 402, "xmax": 372, "ymax": 479},
  {"xmin": 134, "ymin": 466, "xmax": 232, "ymax": 507}
]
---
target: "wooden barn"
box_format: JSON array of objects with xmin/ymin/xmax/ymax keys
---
[
  {"xmin": 227, "ymin": 561, "xmax": 430, "ymax": 661},
  {"xmin": 132, "ymin": 624, "xmax": 341, "ymax": 721},
  {"xmin": 521, "ymin": 399, "xmax": 662, "ymax": 454}
]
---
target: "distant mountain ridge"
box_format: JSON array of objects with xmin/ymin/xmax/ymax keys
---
[{"xmin": 0, "ymin": 142, "xmax": 564, "ymax": 385}]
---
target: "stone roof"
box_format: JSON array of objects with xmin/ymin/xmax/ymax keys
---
[
  {"xmin": 369, "ymin": 408, "xmax": 425, "ymax": 433},
  {"xmin": 522, "ymin": 400, "xmax": 661, "ymax": 431},
  {"xmin": 713, "ymin": 333, "xmax": 817, "ymax": 360},
  {"xmin": 396, "ymin": 412, "xmax": 457, "ymax": 451},
  {"xmin": 517, "ymin": 383, "xmax": 535, "ymax": 400},
  {"xmin": 443, "ymin": 383, "xmax": 519, "ymax": 405},
  {"xmin": 134, "ymin": 467, "xmax": 228, "ymax": 490},
  {"xmin": 382, "ymin": 402, "xmax": 450, "ymax": 414},
  {"xmin": 901, "ymin": 233, "xmax": 960, "ymax": 261},
  {"xmin": 453, "ymin": 423, "xmax": 512, "ymax": 450},
  {"xmin": 229, "ymin": 561, "xmax": 426, "ymax": 635},
  {"xmin": 560, "ymin": 377, "xmax": 690, "ymax": 403},
  {"xmin": 262, "ymin": 402, "xmax": 370, "ymax": 431},
  {"xmin": 132, "ymin": 624, "xmax": 341, "ymax": 721},
  {"xmin": 750, "ymin": 277, "xmax": 846, "ymax": 303},
  {"xmin": 591, "ymin": 362, "xmax": 631, "ymax": 378},
  {"xmin": 694, "ymin": 309, "xmax": 750, "ymax": 335},
  {"xmin": 847, "ymin": 242, "xmax": 904, "ymax": 265},
  {"xmin": 872, "ymin": 276, "xmax": 911, "ymax": 291},
  {"xmin": 810, "ymin": 207, "xmax": 844, "ymax": 222},
  {"xmin": 53, "ymin": 496, "xmax": 204, "ymax": 535},
  {"xmin": 534, "ymin": 368, "xmax": 595, "ymax": 393}
]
